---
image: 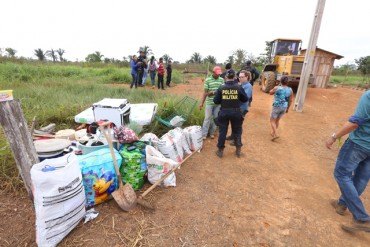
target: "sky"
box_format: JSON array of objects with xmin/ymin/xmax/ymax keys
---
[{"xmin": 1, "ymin": 0, "xmax": 369, "ymax": 66}]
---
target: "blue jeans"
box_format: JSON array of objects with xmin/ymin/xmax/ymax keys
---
[
  {"xmin": 130, "ymin": 73, "xmax": 137, "ymax": 88},
  {"xmin": 150, "ymin": 71, "xmax": 156, "ymax": 86},
  {"xmin": 202, "ymin": 105, "xmax": 220, "ymax": 137},
  {"xmin": 334, "ymin": 139, "xmax": 370, "ymax": 222},
  {"xmin": 142, "ymin": 70, "xmax": 148, "ymax": 85}
]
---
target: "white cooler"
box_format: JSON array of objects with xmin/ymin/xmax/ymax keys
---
[{"xmin": 92, "ymin": 98, "xmax": 130, "ymax": 127}]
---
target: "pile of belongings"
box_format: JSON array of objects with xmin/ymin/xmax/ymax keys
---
[{"xmin": 29, "ymin": 98, "xmax": 204, "ymax": 246}]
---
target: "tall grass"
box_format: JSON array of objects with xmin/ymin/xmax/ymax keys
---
[{"xmin": 0, "ymin": 62, "xmax": 202, "ymax": 193}]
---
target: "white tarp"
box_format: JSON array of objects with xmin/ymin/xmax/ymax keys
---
[{"xmin": 75, "ymin": 103, "xmax": 158, "ymax": 126}]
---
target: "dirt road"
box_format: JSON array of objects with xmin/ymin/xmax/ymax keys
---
[{"xmin": 1, "ymin": 79, "xmax": 369, "ymax": 246}]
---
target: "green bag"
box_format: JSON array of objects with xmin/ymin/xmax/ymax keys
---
[{"xmin": 119, "ymin": 142, "xmax": 147, "ymax": 190}]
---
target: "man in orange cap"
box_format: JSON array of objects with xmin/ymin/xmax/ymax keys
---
[{"xmin": 199, "ymin": 66, "xmax": 224, "ymax": 140}]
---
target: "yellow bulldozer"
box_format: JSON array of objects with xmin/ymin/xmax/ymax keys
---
[{"xmin": 260, "ymin": 38, "xmax": 305, "ymax": 93}]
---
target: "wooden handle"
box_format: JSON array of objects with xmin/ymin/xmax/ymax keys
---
[
  {"xmin": 140, "ymin": 149, "xmax": 199, "ymax": 198},
  {"xmin": 99, "ymin": 126, "xmax": 123, "ymax": 187}
]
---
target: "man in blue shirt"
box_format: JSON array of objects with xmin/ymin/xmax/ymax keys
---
[{"xmin": 326, "ymin": 90, "xmax": 370, "ymax": 232}]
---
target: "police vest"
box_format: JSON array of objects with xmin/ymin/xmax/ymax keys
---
[{"xmin": 220, "ymin": 83, "xmax": 242, "ymax": 109}]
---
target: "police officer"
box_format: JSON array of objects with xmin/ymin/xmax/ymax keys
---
[{"xmin": 213, "ymin": 69, "xmax": 249, "ymax": 158}]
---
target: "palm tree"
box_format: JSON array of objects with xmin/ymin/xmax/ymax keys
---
[
  {"xmin": 188, "ymin": 52, "xmax": 202, "ymax": 63},
  {"xmin": 204, "ymin": 55, "xmax": 217, "ymax": 65},
  {"xmin": 56, "ymin": 48, "xmax": 65, "ymax": 62},
  {"xmin": 46, "ymin": 49, "xmax": 57, "ymax": 62},
  {"xmin": 139, "ymin": 46, "xmax": 153, "ymax": 56},
  {"xmin": 85, "ymin": 51, "xmax": 104, "ymax": 62},
  {"xmin": 34, "ymin": 48, "xmax": 46, "ymax": 61},
  {"xmin": 5, "ymin": 48, "xmax": 17, "ymax": 57},
  {"xmin": 162, "ymin": 54, "xmax": 172, "ymax": 63}
]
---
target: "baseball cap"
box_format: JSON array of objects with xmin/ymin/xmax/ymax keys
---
[
  {"xmin": 226, "ymin": 69, "xmax": 236, "ymax": 77},
  {"xmin": 213, "ymin": 66, "xmax": 222, "ymax": 75}
]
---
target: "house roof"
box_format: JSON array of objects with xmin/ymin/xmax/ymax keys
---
[{"xmin": 301, "ymin": 47, "xmax": 344, "ymax": 59}]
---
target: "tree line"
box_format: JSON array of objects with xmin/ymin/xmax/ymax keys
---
[
  {"xmin": 1, "ymin": 45, "xmax": 368, "ymax": 77},
  {"xmin": 0, "ymin": 44, "xmax": 269, "ymax": 67},
  {"xmin": 333, "ymin": 56, "xmax": 370, "ymax": 78}
]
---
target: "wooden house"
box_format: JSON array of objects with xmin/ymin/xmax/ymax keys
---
[{"xmin": 300, "ymin": 48, "xmax": 343, "ymax": 88}]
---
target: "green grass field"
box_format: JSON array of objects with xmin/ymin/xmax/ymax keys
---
[
  {"xmin": 0, "ymin": 61, "xmax": 203, "ymax": 192},
  {"xmin": 329, "ymin": 74, "xmax": 369, "ymax": 86}
]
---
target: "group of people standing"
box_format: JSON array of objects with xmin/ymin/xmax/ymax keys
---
[
  {"xmin": 200, "ymin": 61, "xmax": 293, "ymax": 158},
  {"xmin": 130, "ymin": 50, "xmax": 172, "ymax": 90},
  {"xmin": 199, "ymin": 61, "xmax": 259, "ymax": 158},
  {"xmin": 201, "ymin": 61, "xmax": 370, "ymax": 233}
]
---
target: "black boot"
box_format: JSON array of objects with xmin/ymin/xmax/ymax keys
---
[
  {"xmin": 216, "ymin": 148, "xmax": 224, "ymax": 158},
  {"xmin": 236, "ymin": 146, "xmax": 241, "ymax": 158}
]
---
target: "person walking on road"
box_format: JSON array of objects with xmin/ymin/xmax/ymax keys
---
[
  {"xmin": 148, "ymin": 56, "xmax": 158, "ymax": 89},
  {"xmin": 166, "ymin": 60, "xmax": 173, "ymax": 87},
  {"xmin": 213, "ymin": 69, "xmax": 249, "ymax": 158},
  {"xmin": 269, "ymin": 76, "xmax": 293, "ymax": 141},
  {"xmin": 326, "ymin": 90, "xmax": 370, "ymax": 233},
  {"xmin": 157, "ymin": 57, "xmax": 165, "ymax": 90},
  {"xmin": 130, "ymin": 55, "xmax": 138, "ymax": 89},
  {"xmin": 199, "ymin": 66, "xmax": 224, "ymax": 140}
]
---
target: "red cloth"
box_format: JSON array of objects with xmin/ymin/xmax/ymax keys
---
[{"xmin": 157, "ymin": 62, "xmax": 165, "ymax": 75}]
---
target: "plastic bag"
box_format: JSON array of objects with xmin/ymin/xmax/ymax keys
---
[
  {"xmin": 169, "ymin": 116, "xmax": 185, "ymax": 127},
  {"xmin": 31, "ymin": 153, "xmax": 86, "ymax": 247},
  {"xmin": 77, "ymin": 148, "xmax": 122, "ymax": 207},
  {"xmin": 183, "ymin": 126, "xmax": 203, "ymax": 151},
  {"xmin": 120, "ymin": 141, "xmax": 147, "ymax": 191},
  {"xmin": 146, "ymin": 146, "xmax": 178, "ymax": 187},
  {"xmin": 140, "ymin": 133, "xmax": 159, "ymax": 148},
  {"xmin": 158, "ymin": 128, "xmax": 191, "ymax": 162},
  {"xmin": 113, "ymin": 126, "xmax": 138, "ymax": 144}
]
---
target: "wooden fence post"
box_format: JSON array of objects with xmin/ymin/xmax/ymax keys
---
[{"xmin": 0, "ymin": 100, "xmax": 39, "ymax": 198}]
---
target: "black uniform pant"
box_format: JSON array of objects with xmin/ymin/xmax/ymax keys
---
[
  {"xmin": 158, "ymin": 74, "xmax": 164, "ymax": 89},
  {"xmin": 166, "ymin": 72, "xmax": 172, "ymax": 86},
  {"xmin": 228, "ymin": 110, "xmax": 247, "ymax": 139},
  {"xmin": 217, "ymin": 109, "xmax": 243, "ymax": 149}
]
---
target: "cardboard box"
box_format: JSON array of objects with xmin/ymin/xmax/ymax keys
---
[{"xmin": 0, "ymin": 90, "xmax": 13, "ymax": 102}]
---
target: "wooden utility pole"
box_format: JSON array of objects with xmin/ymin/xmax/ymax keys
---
[
  {"xmin": 294, "ymin": 0, "xmax": 326, "ymax": 112},
  {"xmin": 0, "ymin": 100, "xmax": 39, "ymax": 198}
]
